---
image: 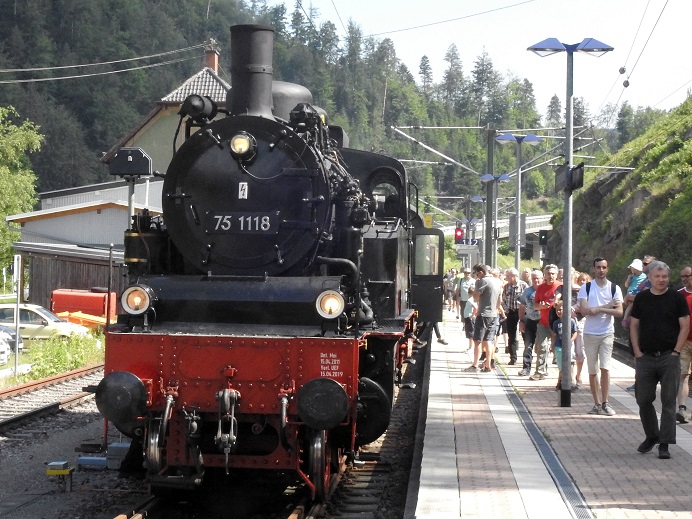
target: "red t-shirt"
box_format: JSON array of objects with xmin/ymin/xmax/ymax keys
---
[
  {"xmin": 535, "ymin": 282, "xmax": 561, "ymax": 327},
  {"xmin": 678, "ymin": 287, "xmax": 692, "ymax": 341}
]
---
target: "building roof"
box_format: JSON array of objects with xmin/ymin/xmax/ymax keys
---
[
  {"xmin": 160, "ymin": 67, "xmax": 230, "ymax": 105},
  {"xmin": 13, "ymin": 242, "xmax": 125, "ymax": 262},
  {"xmin": 6, "ymin": 200, "xmax": 160, "ymax": 224}
]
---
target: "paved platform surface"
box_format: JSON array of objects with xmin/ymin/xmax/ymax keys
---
[{"xmin": 408, "ymin": 312, "xmax": 692, "ymax": 519}]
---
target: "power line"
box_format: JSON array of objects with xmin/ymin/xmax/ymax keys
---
[
  {"xmin": 599, "ymin": 0, "xmax": 669, "ymax": 125},
  {"xmin": 0, "ymin": 44, "xmax": 206, "ymax": 74},
  {"xmin": 0, "ymin": 55, "xmax": 201, "ymax": 84},
  {"xmin": 329, "ymin": 0, "xmax": 348, "ymax": 34},
  {"xmin": 366, "ymin": 0, "xmax": 534, "ymax": 38},
  {"xmin": 625, "ymin": 0, "xmax": 668, "ymax": 81}
]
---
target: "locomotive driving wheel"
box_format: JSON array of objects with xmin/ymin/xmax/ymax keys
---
[
  {"xmin": 145, "ymin": 417, "xmax": 165, "ymax": 475},
  {"xmin": 309, "ymin": 430, "xmax": 331, "ymax": 502}
]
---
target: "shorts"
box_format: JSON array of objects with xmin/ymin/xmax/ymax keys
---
[
  {"xmin": 554, "ymin": 345, "xmax": 575, "ymax": 368},
  {"xmin": 464, "ymin": 316, "xmax": 475, "ymax": 339},
  {"xmin": 583, "ymin": 333, "xmax": 614, "ymax": 375},
  {"xmin": 473, "ymin": 315, "xmax": 498, "ymax": 343},
  {"xmin": 680, "ymin": 340, "xmax": 692, "ymax": 378}
]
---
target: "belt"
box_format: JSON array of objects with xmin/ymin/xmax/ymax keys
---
[{"xmin": 643, "ymin": 350, "xmax": 673, "ymax": 357}]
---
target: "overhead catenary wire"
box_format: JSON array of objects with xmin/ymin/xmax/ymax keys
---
[
  {"xmin": 599, "ymin": 0, "xmax": 670, "ymax": 126},
  {"xmin": 0, "ymin": 43, "xmax": 206, "ymax": 74},
  {"xmin": 366, "ymin": 0, "xmax": 534, "ymax": 38},
  {"xmin": 0, "ymin": 55, "xmax": 201, "ymax": 84}
]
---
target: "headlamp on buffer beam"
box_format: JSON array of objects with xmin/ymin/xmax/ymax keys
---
[
  {"xmin": 229, "ymin": 132, "xmax": 257, "ymax": 162},
  {"xmin": 316, "ymin": 290, "xmax": 345, "ymax": 319},
  {"xmin": 121, "ymin": 285, "xmax": 156, "ymax": 316}
]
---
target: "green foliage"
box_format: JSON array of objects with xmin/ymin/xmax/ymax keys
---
[
  {"xmin": 572, "ymin": 96, "xmax": 692, "ymax": 275},
  {"xmin": 0, "ymin": 106, "xmax": 40, "ymax": 265},
  {"xmin": 17, "ymin": 332, "xmax": 104, "ymax": 381}
]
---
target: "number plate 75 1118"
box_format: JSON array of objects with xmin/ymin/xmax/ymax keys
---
[{"xmin": 206, "ymin": 212, "xmax": 280, "ymax": 234}]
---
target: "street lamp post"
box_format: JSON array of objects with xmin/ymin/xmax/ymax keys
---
[
  {"xmin": 480, "ymin": 173, "xmax": 511, "ymax": 267},
  {"xmin": 496, "ymin": 133, "xmax": 543, "ymax": 270},
  {"xmin": 528, "ymin": 37, "xmax": 613, "ymax": 407}
]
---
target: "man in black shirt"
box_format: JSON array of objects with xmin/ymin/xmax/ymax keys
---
[{"xmin": 630, "ymin": 260, "xmax": 690, "ymax": 459}]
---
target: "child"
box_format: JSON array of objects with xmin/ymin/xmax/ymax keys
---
[
  {"xmin": 621, "ymin": 259, "xmax": 647, "ymax": 328},
  {"xmin": 551, "ymin": 301, "xmax": 578, "ymax": 391}
]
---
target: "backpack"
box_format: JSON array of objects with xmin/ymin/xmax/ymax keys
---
[{"xmin": 585, "ymin": 281, "xmax": 616, "ymax": 300}]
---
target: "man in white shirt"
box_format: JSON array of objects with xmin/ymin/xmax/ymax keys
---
[{"xmin": 578, "ymin": 257, "xmax": 623, "ymax": 416}]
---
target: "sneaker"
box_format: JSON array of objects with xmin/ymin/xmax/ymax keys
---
[
  {"xmin": 463, "ymin": 365, "xmax": 478, "ymax": 373},
  {"xmin": 626, "ymin": 384, "xmax": 636, "ymax": 391},
  {"xmin": 508, "ymin": 360, "xmax": 516, "ymax": 365},
  {"xmin": 529, "ymin": 373, "xmax": 546, "ymax": 381},
  {"xmin": 637, "ymin": 437, "xmax": 658, "ymax": 453},
  {"xmin": 588, "ymin": 404, "xmax": 602, "ymax": 415},
  {"xmin": 517, "ymin": 369, "xmax": 530, "ymax": 376},
  {"xmin": 658, "ymin": 443, "xmax": 670, "ymax": 459},
  {"xmin": 571, "ymin": 384, "xmax": 579, "ymax": 391},
  {"xmin": 676, "ymin": 405, "xmax": 688, "ymax": 423},
  {"xmin": 602, "ymin": 402, "xmax": 616, "ymax": 416}
]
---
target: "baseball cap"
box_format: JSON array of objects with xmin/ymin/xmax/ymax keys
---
[
  {"xmin": 628, "ymin": 259, "xmax": 643, "ymax": 270},
  {"xmin": 463, "ymin": 267, "xmax": 472, "ymax": 273}
]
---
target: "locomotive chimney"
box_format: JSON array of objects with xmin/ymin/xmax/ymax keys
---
[{"xmin": 228, "ymin": 24, "xmax": 275, "ymax": 119}]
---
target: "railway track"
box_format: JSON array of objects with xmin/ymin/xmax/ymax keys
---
[{"xmin": 0, "ymin": 364, "xmax": 104, "ymax": 432}]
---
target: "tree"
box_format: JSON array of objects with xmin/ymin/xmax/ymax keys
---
[
  {"xmin": 572, "ymin": 97, "xmax": 589, "ymax": 129},
  {"xmin": 506, "ymin": 77, "xmax": 540, "ymax": 129},
  {"xmin": 546, "ymin": 95, "xmax": 562, "ymax": 127},
  {"xmin": 470, "ymin": 50, "xmax": 504, "ymax": 125},
  {"xmin": 418, "ymin": 55, "xmax": 433, "ymax": 98},
  {"xmin": 0, "ymin": 106, "xmax": 41, "ymax": 266},
  {"xmin": 616, "ymin": 101, "xmax": 634, "ymax": 149},
  {"xmin": 441, "ymin": 44, "xmax": 463, "ymax": 112}
]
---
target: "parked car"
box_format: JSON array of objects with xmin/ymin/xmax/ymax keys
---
[
  {"xmin": 0, "ymin": 325, "xmax": 23, "ymax": 353},
  {"xmin": 0, "ymin": 338, "xmax": 9, "ymax": 365},
  {"xmin": 0, "ymin": 304, "xmax": 89, "ymax": 340}
]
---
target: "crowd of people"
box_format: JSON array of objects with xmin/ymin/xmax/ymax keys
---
[{"xmin": 439, "ymin": 255, "xmax": 691, "ymax": 460}]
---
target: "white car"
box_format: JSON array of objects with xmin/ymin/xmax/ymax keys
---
[
  {"xmin": 0, "ymin": 338, "xmax": 8, "ymax": 365},
  {"xmin": 0, "ymin": 304, "xmax": 89, "ymax": 340}
]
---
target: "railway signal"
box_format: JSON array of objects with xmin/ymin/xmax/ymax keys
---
[{"xmin": 454, "ymin": 226, "xmax": 464, "ymax": 244}]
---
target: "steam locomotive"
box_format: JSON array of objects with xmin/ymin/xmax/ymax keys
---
[{"xmin": 95, "ymin": 24, "xmax": 443, "ymax": 501}]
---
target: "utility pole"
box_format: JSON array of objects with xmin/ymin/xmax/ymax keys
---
[{"xmin": 484, "ymin": 129, "xmax": 496, "ymax": 267}]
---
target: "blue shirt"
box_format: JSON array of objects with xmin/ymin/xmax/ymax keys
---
[{"xmin": 519, "ymin": 286, "xmax": 540, "ymax": 321}]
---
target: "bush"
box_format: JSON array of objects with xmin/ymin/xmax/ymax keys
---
[{"xmin": 17, "ymin": 332, "xmax": 104, "ymax": 381}]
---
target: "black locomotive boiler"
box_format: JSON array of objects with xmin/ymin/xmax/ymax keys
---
[{"xmin": 95, "ymin": 24, "xmax": 443, "ymax": 501}]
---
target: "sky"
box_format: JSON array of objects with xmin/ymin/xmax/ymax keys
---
[{"xmin": 266, "ymin": 0, "xmax": 690, "ymax": 123}]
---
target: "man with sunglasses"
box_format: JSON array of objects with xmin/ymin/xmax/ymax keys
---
[{"xmin": 676, "ymin": 265, "xmax": 692, "ymax": 423}]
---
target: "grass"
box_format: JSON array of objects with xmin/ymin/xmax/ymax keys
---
[{"xmin": 0, "ymin": 332, "xmax": 104, "ymax": 387}]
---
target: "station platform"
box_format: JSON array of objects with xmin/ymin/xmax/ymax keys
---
[{"xmin": 406, "ymin": 313, "xmax": 692, "ymax": 519}]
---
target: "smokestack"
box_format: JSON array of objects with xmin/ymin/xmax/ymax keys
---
[{"xmin": 227, "ymin": 24, "xmax": 275, "ymax": 119}]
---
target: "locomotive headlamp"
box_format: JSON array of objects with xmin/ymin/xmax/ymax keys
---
[
  {"xmin": 121, "ymin": 285, "xmax": 156, "ymax": 315},
  {"xmin": 316, "ymin": 290, "xmax": 345, "ymax": 319},
  {"xmin": 229, "ymin": 132, "xmax": 257, "ymax": 161}
]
